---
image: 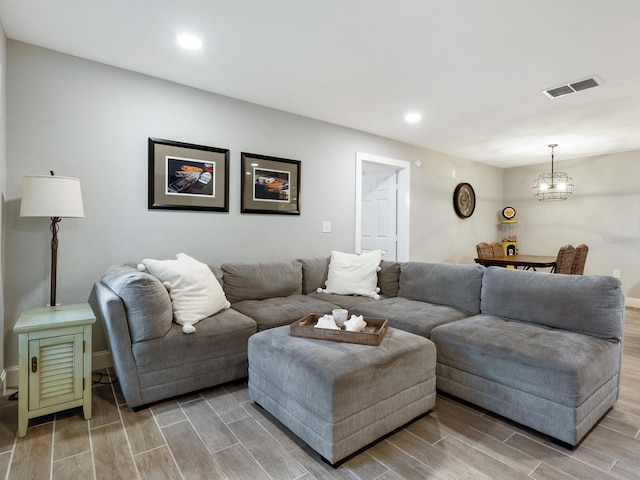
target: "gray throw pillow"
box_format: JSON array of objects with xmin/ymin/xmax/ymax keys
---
[
  {"xmin": 378, "ymin": 260, "xmax": 400, "ymax": 297},
  {"xmin": 297, "ymin": 257, "xmax": 329, "ymax": 294},
  {"xmin": 221, "ymin": 261, "xmax": 302, "ymax": 303}
]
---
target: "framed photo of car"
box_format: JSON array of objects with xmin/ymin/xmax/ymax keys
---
[
  {"xmin": 148, "ymin": 137, "xmax": 229, "ymax": 212},
  {"xmin": 241, "ymin": 152, "xmax": 301, "ymax": 215}
]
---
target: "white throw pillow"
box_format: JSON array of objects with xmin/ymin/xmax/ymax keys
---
[
  {"xmin": 141, "ymin": 253, "xmax": 230, "ymax": 333},
  {"xmin": 322, "ymin": 250, "xmax": 383, "ymax": 299}
]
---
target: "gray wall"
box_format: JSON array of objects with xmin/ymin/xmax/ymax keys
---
[
  {"xmin": 504, "ymin": 150, "xmax": 640, "ymax": 300},
  {"xmin": 0, "ymin": 22, "xmax": 6, "ymax": 379},
  {"xmin": 3, "ymin": 41, "xmax": 503, "ymax": 368}
]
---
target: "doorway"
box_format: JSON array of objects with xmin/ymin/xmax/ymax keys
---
[{"xmin": 355, "ymin": 152, "xmax": 411, "ymax": 261}]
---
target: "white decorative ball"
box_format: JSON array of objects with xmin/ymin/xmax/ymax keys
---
[{"xmin": 182, "ymin": 324, "xmax": 196, "ymax": 334}]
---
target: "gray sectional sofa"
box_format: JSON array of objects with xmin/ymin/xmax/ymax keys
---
[{"xmin": 95, "ymin": 256, "xmax": 624, "ymax": 446}]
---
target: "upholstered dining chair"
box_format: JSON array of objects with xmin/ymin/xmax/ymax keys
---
[
  {"xmin": 476, "ymin": 242, "xmax": 494, "ymax": 258},
  {"xmin": 490, "ymin": 241, "xmax": 504, "ymax": 256},
  {"xmin": 570, "ymin": 244, "xmax": 589, "ymax": 275},
  {"xmin": 552, "ymin": 244, "xmax": 576, "ymax": 274}
]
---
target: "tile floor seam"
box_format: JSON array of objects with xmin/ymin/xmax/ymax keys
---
[
  {"xmin": 466, "ymin": 425, "xmax": 538, "ymax": 474},
  {"xmin": 89, "ymin": 420, "xmax": 122, "ymax": 431},
  {"xmin": 227, "ymin": 416, "xmax": 309, "ymax": 479},
  {"xmin": 202, "ymin": 393, "xmax": 251, "ymax": 426},
  {"xmin": 439, "ymin": 433, "xmax": 524, "ymax": 479},
  {"xmin": 51, "ymin": 448, "xmax": 91, "ymax": 463},
  {"xmin": 86, "ymin": 405, "xmax": 98, "ymax": 480},
  {"xmin": 384, "ymin": 435, "xmax": 449, "ymax": 479},
  {"xmin": 454, "ymin": 467, "xmax": 468, "ymax": 480},
  {"xmin": 175, "ymin": 396, "xmax": 232, "ymax": 475},
  {"xmin": 156, "ymin": 417, "xmax": 189, "ymax": 429},
  {"xmin": 3, "ymin": 429, "xmax": 17, "ymax": 480},
  {"xmin": 130, "ymin": 443, "xmax": 170, "ymax": 458},
  {"xmin": 228, "ymin": 441, "xmax": 274, "ymax": 480},
  {"xmin": 149, "ymin": 410, "xmax": 186, "ymax": 480},
  {"xmin": 49, "ymin": 414, "xmax": 56, "ymax": 480},
  {"xmin": 113, "ymin": 383, "xmax": 142, "ymax": 480}
]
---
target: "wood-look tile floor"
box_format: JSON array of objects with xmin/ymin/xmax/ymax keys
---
[{"xmin": 1, "ymin": 307, "xmax": 638, "ymax": 480}]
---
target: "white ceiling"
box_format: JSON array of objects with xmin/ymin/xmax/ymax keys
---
[{"xmin": 1, "ymin": 0, "xmax": 639, "ymax": 168}]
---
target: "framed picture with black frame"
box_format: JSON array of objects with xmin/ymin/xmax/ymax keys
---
[
  {"xmin": 148, "ymin": 137, "xmax": 229, "ymax": 212},
  {"xmin": 240, "ymin": 152, "xmax": 301, "ymax": 215}
]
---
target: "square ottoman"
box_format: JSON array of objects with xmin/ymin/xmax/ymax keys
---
[{"xmin": 248, "ymin": 325, "xmax": 436, "ymax": 464}]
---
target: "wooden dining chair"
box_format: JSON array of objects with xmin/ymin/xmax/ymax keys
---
[
  {"xmin": 552, "ymin": 244, "xmax": 576, "ymax": 274},
  {"xmin": 570, "ymin": 244, "xmax": 589, "ymax": 275},
  {"xmin": 476, "ymin": 242, "xmax": 494, "ymax": 258}
]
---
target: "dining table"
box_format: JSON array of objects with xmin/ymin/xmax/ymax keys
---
[{"xmin": 474, "ymin": 254, "xmax": 557, "ymax": 271}]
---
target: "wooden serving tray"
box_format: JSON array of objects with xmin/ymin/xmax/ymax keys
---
[{"xmin": 290, "ymin": 314, "xmax": 388, "ymax": 346}]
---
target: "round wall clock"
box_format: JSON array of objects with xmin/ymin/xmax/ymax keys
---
[
  {"xmin": 502, "ymin": 206, "xmax": 516, "ymax": 219},
  {"xmin": 453, "ymin": 182, "xmax": 476, "ymax": 219}
]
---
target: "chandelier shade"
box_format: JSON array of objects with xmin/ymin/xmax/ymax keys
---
[{"xmin": 532, "ymin": 144, "xmax": 573, "ymax": 201}]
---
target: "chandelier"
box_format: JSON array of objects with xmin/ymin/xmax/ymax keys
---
[{"xmin": 532, "ymin": 144, "xmax": 573, "ymax": 201}]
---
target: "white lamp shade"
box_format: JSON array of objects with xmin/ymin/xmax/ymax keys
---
[{"xmin": 20, "ymin": 175, "xmax": 85, "ymax": 218}]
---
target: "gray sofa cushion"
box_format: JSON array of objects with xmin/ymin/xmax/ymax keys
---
[
  {"xmin": 305, "ymin": 291, "xmax": 377, "ymax": 310},
  {"xmin": 481, "ymin": 267, "xmax": 624, "ymax": 341},
  {"xmin": 378, "ymin": 260, "xmax": 400, "ymax": 297},
  {"xmin": 297, "ymin": 257, "xmax": 329, "ymax": 294},
  {"xmin": 101, "ymin": 265, "xmax": 172, "ymax": 343},
  {"xmin": 350, "ymin": 297, "xmax": 470, "ymax": 338},
  {"xmin": 208, "ymin": 265, "xmax": 224, "ymax": 286},
  {"xmin": 231, "ymin": 295, "xmax": 338, "ymax": 331},
  {"xmin": 431, "ymin": 314, "xmax": 621, "ymax": 407},
  {"xmin": 132, "ymin": 307, "xmax": 257, "ymax": 375},
  {"xmin": 222, "ymin": 261, "xmax": 302, "ymax": 304},
  {"xmin": 398, "ymin": 262, "xmax": 484, "ymax": 314}
]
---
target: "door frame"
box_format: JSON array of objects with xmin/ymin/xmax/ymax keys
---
[{"xmin": 355, "ymin": 152, "xmax": 411, "ymax": 261}]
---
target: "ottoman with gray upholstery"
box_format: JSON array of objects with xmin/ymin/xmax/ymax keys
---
[{"xmin": 248, "ymin": 325, "xmax": 436, "ymax": 464}]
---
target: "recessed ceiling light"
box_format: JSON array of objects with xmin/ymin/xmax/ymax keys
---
[
  {"xmin": 404, "ymin": 112, "xmax": 422, "ymax": 123},
  {"xmin": 177, "ymin": 33, "xmax": 203, "ymax": 51}
]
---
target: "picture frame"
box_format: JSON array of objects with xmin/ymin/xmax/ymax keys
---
[
  {"xmin": 148, "ymin": 137, "xmax": 229, "ymax": 212},
  {"xmin": 241, "ymin": 152, "xmax": 301, "ymax": 215}
]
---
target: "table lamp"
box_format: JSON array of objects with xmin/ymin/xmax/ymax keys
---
[{"xmin": 20, "ymin": 172, "xmax": 85, "ymax": 307}]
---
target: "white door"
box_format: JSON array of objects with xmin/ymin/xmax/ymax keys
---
[
  {"xmin": 361, "ymin": 166, "xmax": 398, "ymax": 260},
  {"xmin": 355, "ymin": 152, "xmax": 411, "ymax": 261}
]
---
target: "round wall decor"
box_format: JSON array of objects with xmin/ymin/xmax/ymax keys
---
[
  {"xmin": 453, "ymin": 182, "xmax": 476, "ymax": 219},
  {"xmin": 501, "ymin": 206, "xmax": 516, "ymax": 219}
]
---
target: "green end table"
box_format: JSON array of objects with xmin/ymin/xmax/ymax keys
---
[{"xmin": 13, "ymin": 303, "xmax": 96, "ymax": 437}]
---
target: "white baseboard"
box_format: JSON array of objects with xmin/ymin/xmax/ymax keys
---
[
  {"xmin": 4, "ymin": 350, "xmax": 114, "ymax": 389},
  {"xmin": 4, "ymin": 367, "xmax": 17, "ymax": 391},
  {"xmin": 92, "ymin": 350, "xmax": 114, "ymax": 371},
  {"xmin": 627, "ymin": 297, "xmax": 640, "ymax": 309}
]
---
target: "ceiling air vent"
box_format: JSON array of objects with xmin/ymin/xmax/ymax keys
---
[{"xmin": 543, "ymin": 76, "xmax": 601, "ymax": 98}]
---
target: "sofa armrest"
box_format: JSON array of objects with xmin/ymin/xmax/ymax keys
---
[{"xmin": 95, "ymin": 281, "xmax": 143, "ymax": 407}]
